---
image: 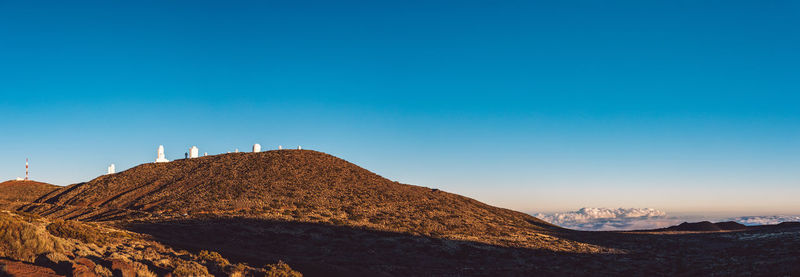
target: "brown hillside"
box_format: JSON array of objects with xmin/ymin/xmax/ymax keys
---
[
  {"xmin": 0, "ymin": 180, "xmax": 59, "ymax": 202},
  {"xmin": 35, "ymin": 150, "xmax": 603, "ymax": 253}
]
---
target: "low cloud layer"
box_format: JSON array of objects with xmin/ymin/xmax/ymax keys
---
[
  {"xmin": 726, "ymin": 215, "xmax": 800, "ymax": 226},
  {"xmin": 534, "ymin": 208, "xmax": 800, "ymax": 231},
  {"xmin": 534, "ymin": 208, "xmax": 682, "ymax": 231}
]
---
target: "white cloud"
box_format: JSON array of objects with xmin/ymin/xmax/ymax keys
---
[
  {"xmin": 727, "ymin": 215, "xmax": 800, "ymax": 226},
  {"xmin": 534, "ymin": 207, "xmax": 682, "ymax": 231},
  {"xmin": 534, "ymin": 208, "xmax": 800, "ymax": 231}
]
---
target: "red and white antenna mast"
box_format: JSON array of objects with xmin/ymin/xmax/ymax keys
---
[{"xmin": 25, "ymin": 158, "xmax": 29, "ymax": 181}]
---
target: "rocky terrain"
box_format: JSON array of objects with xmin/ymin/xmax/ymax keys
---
[
  {"xmin": 0, "ymin": 150, "xmax": 798, "ymax": 276},
  {"xmin": 0, "ymin": 210, "xmax": 300, "ymax": 276}
]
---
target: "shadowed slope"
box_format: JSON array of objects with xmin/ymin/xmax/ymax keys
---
[
  {"xmin": 36, "ymin": 150, "xmax": 603, "ymax": 252},
  {"xmin": 0, "ymin": 180, "xmax": 59, "ymax": 203},
  {"xmin": 124, "ymin": 217, "xmax": 800, "ymax": 277},
  {"xmin": 125, "ymin": 217, "xmax": 602, "ymax": 276}
]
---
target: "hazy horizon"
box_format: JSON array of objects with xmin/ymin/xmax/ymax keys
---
[{"xmin": 2, "ymin": 1, "xmax": 799, "ymax": 218}]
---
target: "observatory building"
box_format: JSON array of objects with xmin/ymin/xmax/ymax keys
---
[
  {"xmin": 190, "ymin": 146, "xmax": 199, "ymax": 158},
  {"xmin": 155, "ymin": 145, "xmax": 169, "ymax": 163},
  {"xmin": 107, "ymin": 164, "xmax": 115, "ymax": 174},
  {"xmin": 253, "ymin": 144, "xmax": 261, "ymax": 153}
]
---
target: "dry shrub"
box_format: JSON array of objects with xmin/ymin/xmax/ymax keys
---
[
  {"xmin": 94, "ymin": 264, "xmax": 113, "ymax": 276},
  {"xmin": 46, "ymin": 220, "xmax": 127, "ymax": 245},
  {"xmin": 197, "ymin": 250, "xmax": 229, "ymax": 266},
  {"xmin": 172, "ymin": 261, "xmax": 211, "ymax": 277},
  {"xmin": 264, "ymin": 261, "xmax": 302, "ymax": 277},
  {"xmin": 9, "ymin": 210, "xmax": 42, "ymax": 223},
  {"xmin": 0, "ymin": 212, "xmax": 66, "ymax": 262},
  {"xmin": 132, "ymin": 261, "xmax": 157, "ymax": 277},
  {"xmin": 228, "ymin": 263, "xmax": 248, "ymax": 276},
  {"xmin": 43, "ymin": 252, "xmax": 70, "ymax": 263},
  {"xmin": 153, "ymin": 258, "xmax": 172, "ymax": 268}
]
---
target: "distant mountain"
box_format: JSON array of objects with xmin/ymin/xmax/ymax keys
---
[
  {"xmin": 0, "ymin": 180, "xmax": 59, "ymax": 202},
  {"xmin": 658, "ymin": 221, "xmax": 748, "ymax": 232}
]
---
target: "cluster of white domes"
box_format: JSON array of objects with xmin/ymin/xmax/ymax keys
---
[
  {"xmin": 153, "ymin": 144, "xmax": 303, "ymax": 163},
  {"xmin": 104, "ymin": 144, "xmax": 304, "ymax": 176}
]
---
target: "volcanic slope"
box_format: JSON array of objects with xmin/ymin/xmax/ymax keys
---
[
  {"xmin": 0, "ymin": 180, "xmax": 59, "ymax": 202},
  {"xmin": 33, "ymin": 150, "xmax": 606, "ymax": 253}
]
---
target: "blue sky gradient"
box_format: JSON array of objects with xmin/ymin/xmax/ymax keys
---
[{"xmin": 1, "ymin": 1, "xmax": 799, "ymax": 215}]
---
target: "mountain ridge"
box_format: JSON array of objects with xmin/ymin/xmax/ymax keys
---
[
  {"xmin": 29, "ymin": 150, "xmax": 605, "ymax": 253},
  {"xmin": 0, "ymin": 180, "xmax": 60, "ymax": 203}
]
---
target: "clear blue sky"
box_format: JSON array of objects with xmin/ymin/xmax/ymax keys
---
[{"xmin": 1, "ymin": 1, "xmax": 799, "ymax": 216}]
